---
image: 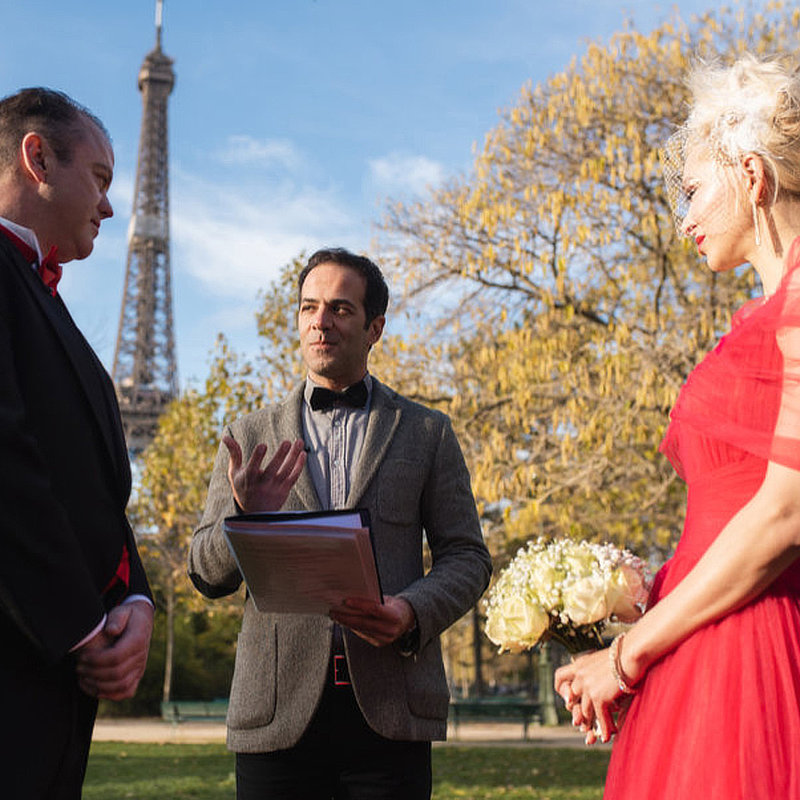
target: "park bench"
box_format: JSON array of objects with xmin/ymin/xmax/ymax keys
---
[
  {"xmin": 448, "ymin": 697, "xmax": 541, "ymax": 740},
  {"xmin": 160, "ymin": 699, "xmax": 228, "ymax": 723}
]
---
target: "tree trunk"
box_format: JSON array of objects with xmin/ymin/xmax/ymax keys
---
[
  {"xmin": 471, "ymin": 605, "xmax": 485, "ymax": 697},
  {"xmin": 537, "ymin": 642, "xmax": 560, "ymax": 725},
  {"xmin": 162, "ymin": 571, "xmax": 175, "ymax": 703}
]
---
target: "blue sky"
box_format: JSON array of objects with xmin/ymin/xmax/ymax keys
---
[{"xmin": 2, "ymin": 0, "xmax": 728, "ymax": 388}]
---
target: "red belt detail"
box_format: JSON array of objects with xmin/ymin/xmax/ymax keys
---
[{"xmin": 333, "ymin": 654, "xmax": 350, "ymax": 686}]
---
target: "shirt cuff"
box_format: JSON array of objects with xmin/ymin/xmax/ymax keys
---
[
  {"xmin": 123, "ymin": 594, "xmax": 154, "ymax": 609},
  {"xmin": 69, "ymin": 595, "xmax": 154, "ymax": 653},
  {"xmin": 70, "ymin": 614, "xmax": 106, "ymax": 652}
]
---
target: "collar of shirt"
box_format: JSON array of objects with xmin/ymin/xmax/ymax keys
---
[
  {"xmin": 0, "ymin": 215, "xmax": 43, "ymax": 265},
  {"xmin": 301, "ymin": 374, "xmax": 373, "ymax": 510}
]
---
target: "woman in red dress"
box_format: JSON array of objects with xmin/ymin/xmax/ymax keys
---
[{"xmin": 555, "ymin": 54, "xmax": 800, "ymax": 799}]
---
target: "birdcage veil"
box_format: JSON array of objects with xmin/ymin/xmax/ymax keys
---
[
  {"xmin": 661, "ymin": 125, "xmax": 694, "ymax": 230},
  {"xmin": 660, "ymin": 123, "xmax": 746, "ymax": 237}
]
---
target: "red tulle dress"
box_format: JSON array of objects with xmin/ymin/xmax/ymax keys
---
[{"xmin": 604, "ymin": 239, "xmax": 800, "ymax": 800}]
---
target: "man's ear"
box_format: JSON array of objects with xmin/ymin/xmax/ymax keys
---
[
  {"xmin": 20, "ymin": 132, "xmax": 48, "ymax": 184},
  {"xmin": 367, "ymin": 315, "xmax": 385, "ymax": 347}
]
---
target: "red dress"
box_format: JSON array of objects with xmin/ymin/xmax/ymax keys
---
[{"xmin": 604, "ymin": 239, "xmax": 800, "ymax": 800}]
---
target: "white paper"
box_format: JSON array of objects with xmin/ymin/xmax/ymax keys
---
[{"xmin": 223, "ymin": 513, "xmax": 382, "ymax": 615}]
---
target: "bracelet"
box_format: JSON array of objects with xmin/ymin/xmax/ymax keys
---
[{"xmin": 609, "ymin": 633, "xmax": 637, "ymax": 695}]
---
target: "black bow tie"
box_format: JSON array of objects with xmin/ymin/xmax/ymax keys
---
[{"xmin": 310, "ymin": 381, "xmax": 368, "ymax": 411}]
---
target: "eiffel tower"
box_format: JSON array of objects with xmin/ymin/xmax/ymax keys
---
[{"xmin": 113, "ymin": 0, "xmax": 178, "ymax": 454}]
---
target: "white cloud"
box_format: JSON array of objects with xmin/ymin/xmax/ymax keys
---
[
  {"xmin": 171, "ymin": 170, "xmax": 358, "ymax": 297},
  {"xmin": 108, "ymin": 171, "xmax": 134, "ymax": 215},
  {"xmin": 215, "ymin": 134, "xmax": 303, "ymax": 171},
  {"xmin": 368, "ymin": 152, "xmax": 446, "ymax": 196}
]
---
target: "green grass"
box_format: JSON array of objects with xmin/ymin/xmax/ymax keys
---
[
  {"xmin": 84, "ymin": 743, "xmax": 235, "ymax": 799},
  {"xmin": 85, "ymin": 742, "xmax": 609, "ymax": 799},
  {"xmin": 432, "ymin": 748, "xmax": 609, "ymax": 799}
]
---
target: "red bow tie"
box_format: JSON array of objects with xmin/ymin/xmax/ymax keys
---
[
  {"xmin": 38, "ymin": 246, "xmax": 62, "ymax": 296},
  {"xmin": 0, "ymin": 224, "xmax": 61, "ymax": 296}
]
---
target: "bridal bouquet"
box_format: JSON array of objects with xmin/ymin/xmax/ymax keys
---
[{"xmin": 484, "ymin": 538, "xmax": 652, "ymax": 654}]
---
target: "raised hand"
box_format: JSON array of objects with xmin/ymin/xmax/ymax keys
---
[{"xmin": 224, "ymin": 435, "xmax": 306, "ymax": 512}]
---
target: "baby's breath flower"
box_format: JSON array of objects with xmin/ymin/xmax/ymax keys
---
[{"xmin": 484, "ymin": 538, "xmax": 653, "ymax": 654}]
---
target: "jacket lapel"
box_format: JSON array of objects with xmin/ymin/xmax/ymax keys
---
[
  {"xmin": 9, "ymin": 240, "xmax": 129, "ymax": 487},
  {"xmin": 346, "ymin": 378, "xmax": 401, "ymax": 507},
  {"xmin": 271, "ymin": 384, "xmax": 322, "ymax": 511}
]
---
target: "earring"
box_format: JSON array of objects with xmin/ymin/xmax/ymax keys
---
[{"xmin": 751, "ymin": 199, "xmax": 762, "ymax": 248}]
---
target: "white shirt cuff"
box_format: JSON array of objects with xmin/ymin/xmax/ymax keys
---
[
  {"xmin": 69, "ymin": 595, "xmax": 154, "ymax": 652},
  {"xmin": 70, "ymin": 615, "xmax": 107, "ymax": 652}
]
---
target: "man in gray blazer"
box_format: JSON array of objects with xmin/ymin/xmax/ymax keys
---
[{"xmin": 189, "ymin": 247, "xmax": 491, "ymax": 800}]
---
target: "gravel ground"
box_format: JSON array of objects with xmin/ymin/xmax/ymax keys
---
[{"xmin": 92, "ymin": 718, "xmax": 607, "ymax": 749}]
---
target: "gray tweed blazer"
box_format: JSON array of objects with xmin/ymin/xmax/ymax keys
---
[{"xmin": 188, "ymin": 378, "xmax": 492, "ymax": 753}]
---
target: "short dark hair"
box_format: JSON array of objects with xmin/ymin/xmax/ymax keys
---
[
  {"xmin": 0, "ymin": 87, "xmax": 109, "ymax": 171},
  {"xmin": 298, "ymin": 248, "xmax": 389, "ymax": 325}
]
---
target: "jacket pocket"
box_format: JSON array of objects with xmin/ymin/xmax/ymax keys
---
[
  {"xmin": 227, "ymin": 620, "xmax": 277, "ymax": 730},
  {"xmin": 377, "ymin": 459, "xmax": 425, "ymax": 525},
  {"xmin": 402, "ymin": 642, "xmax": 450, "ymax": 720}
]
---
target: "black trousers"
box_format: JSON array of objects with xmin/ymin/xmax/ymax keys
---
[
  {"xmin": 0, "ymin": 627, "xmax": 97, "ymax": 800},
  {"xmin": 236, "ymin": 677, "xmax": 432, "ymax": 800}
]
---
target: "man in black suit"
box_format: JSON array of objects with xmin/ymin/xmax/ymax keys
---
[{"xmin": 0, "ymin": 88, "xmax": 153, "ymax": 799}]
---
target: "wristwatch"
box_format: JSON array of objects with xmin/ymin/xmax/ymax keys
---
[{"xmin": 396, "ymin": 619, "xmax": 419, "ymax": 657}]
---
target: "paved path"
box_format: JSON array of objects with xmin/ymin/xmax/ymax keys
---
[{"xmin": 92, "ymin": 718, "xmax": 607, "ymax": 749}]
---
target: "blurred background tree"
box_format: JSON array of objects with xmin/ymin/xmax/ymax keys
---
[{"xmin": 379, "ymin": 5, "xmax": 800, "ymax": 562}]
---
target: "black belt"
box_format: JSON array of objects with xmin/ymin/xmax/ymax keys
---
[
  {"xmin": 333, "ymin": 654, "xmax": 350, "ymax": 686},
  {"xmin": 331, "ymin": 623, "xmax": 350, "ymax": 686}
]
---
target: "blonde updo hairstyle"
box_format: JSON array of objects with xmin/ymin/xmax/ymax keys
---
[{"xmin": 684, "ymin": 53, "xmax": 800, "ymax": 202}]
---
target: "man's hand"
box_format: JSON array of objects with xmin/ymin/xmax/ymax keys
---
[
  {"xmin": 74, "ymin": 600, "xmax": 154, "ymax": 700},
  {"xmin": 329, "ymin": 596, "xmax": 416, "ymax": 647},
  {"xmin": 224, "ymin": 436, "xmax": 306, "ymax": 512}
]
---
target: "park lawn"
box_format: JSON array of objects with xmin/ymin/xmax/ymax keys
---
[
  {"xmin": 433, "ymin": 747, "xmax": 609, "ymax": 799},
  {"xmin": 84, "ymin": 743, "xmax": 235, "ymax": 799},
  {"xmin": 84, "ymin": 742, "xmax": 609, "ymax": 799}
]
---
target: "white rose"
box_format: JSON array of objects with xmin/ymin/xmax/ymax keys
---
[
  {"xmin": 607, "ymin": 564, "xmax": 648, "ymax": 623},
  {"xmin": 562, "ymin": 575, "xmax": 608, "ymax": 625},
  {"xmin": 484, "ymin": 607, "xmax": 510, "ymax": 648},
  {"xmin": 485, "ymin": 595, "xmax": 549, "ymax": 653},
  {"xmin": 561, "ymin": 545, "xmax": 596, "ymax": 578}
]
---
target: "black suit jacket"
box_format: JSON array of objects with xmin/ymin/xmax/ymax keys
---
[{"xmin": 0, "ymin": 234, "xmax": 150, "ymax": 665}]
